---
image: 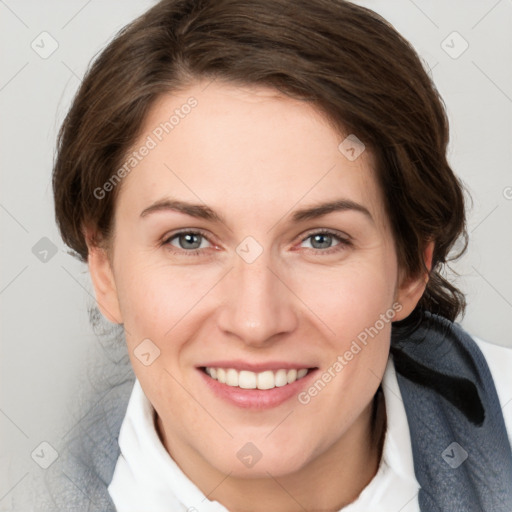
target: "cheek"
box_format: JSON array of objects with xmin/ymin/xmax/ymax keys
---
[
  {"xmin": 114, "ymin": 255, "xmax": 220, "ymax": 343},
  {"xmin": 291, "ymin": 254, "xmax": 398, "ymax": 343},
  {"xmin": 288, "ymin": 254, "xmax": 396, "ymax": 408}
]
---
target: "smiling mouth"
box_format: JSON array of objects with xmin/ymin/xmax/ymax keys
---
[{"xmin": 200, "ymin": 366, "xmax": 316, "ymax": 390}]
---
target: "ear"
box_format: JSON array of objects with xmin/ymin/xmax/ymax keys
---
[
  {"xmin": 84, "ymin": 227, "xmax": 123, "ymax": 324},
  {"xmin": 393, "ymin": 240, "xmax": 435, "ymax": 321}
]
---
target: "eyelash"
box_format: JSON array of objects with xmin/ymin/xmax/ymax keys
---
[{"xmin": 161, "ymin": 228, "xmax": 352, "ymax": 257}]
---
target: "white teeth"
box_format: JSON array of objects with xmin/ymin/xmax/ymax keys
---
[
  {"xmin": 287, "ymin": 369, "xmax": 297, "ymax": 383},
  {"xmin": 274, "ymin": 369, "xmax": 288, "ymax": 387},
  {"xmin": 226, "ymin": 369, "xmax": 238, "ymax": 387},
  {"xmin": 204, "ymin": 366, "xmax": 311, "ymax": 389},
  {"xmin": 238, "ymin": 370, "xmax": 257, "ymax": 389},
  {"xmin": 297, "ymin": 368, "xmax": 308, "ymax": 379},
  {"xmin": 257, "ymin": 370, "xmax": 274, "ymax": 390}
]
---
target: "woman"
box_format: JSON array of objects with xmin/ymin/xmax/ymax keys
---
[{"xmin": 36, "ymin": 0, "xmax": 512, "ymax": 510}]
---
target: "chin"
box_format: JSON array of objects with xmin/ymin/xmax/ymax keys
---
[{"xmin": 204, "ymin": 438, "xmax": 314, "ymax": 478}]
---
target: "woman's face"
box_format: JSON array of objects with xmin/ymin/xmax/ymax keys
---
[{"xmin": 88, "ymin": 79, "xmax": 427, "ymax": 479}]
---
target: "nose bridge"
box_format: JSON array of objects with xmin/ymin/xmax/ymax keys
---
[{"xmin": 217, "ymin": 242, "xmax": 297, "ymax": 345}]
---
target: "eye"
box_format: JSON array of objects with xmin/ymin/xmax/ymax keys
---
[
  {"xmin": 162, "ymin": 230, "xmax": 213, "ymax": 255},
  {"xmin": 162, "ymin": 228, "xmax": 351, "ymax": 257},
  {"xmin": 299, "ymin": 230, "xmax": 351, "ymax": 254}
]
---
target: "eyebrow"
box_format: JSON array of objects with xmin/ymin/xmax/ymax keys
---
[{"xmin": 140, "ymin": 198, "xmax": 374, "ymax": 224}]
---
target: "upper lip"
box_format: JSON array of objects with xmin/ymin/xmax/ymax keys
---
[{"xmin": 198, "ymin": 360, "xmax": 318, "ymax": 372}]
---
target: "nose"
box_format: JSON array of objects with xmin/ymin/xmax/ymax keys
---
[{"xmin": 216, "ymin": 248, "xmax": 298, "ymax": 348}]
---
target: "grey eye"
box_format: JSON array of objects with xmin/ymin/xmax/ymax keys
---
[{"xmin": 308, "ymin": 233, "xmax": 334, "ymax": 249}]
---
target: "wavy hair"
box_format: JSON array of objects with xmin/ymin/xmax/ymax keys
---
[{"xmin": 52, "ymin": 0, "xmax": 468, "ymax": 326}]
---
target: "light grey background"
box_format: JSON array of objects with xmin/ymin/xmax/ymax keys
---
[{"xmin": 1, "ymin": 0, "xmax": 511, "ymax": 507}]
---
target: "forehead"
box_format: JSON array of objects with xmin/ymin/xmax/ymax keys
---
[{"xmin": 114, "ymin": 80, "xmax": 386, "ymax": 228}]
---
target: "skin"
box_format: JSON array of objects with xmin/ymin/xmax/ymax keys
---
[{"xmin": 86, "ymin": 79, "xmax": 433, "ymax": 511}]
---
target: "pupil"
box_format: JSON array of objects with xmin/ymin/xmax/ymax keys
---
[
  {"xmin": 181, "ymin": 233, "xmax": 201, "ymax": 249},
  {"xmin": 312, "ymin": 234, "xmax": 331, "ymax": 249}
]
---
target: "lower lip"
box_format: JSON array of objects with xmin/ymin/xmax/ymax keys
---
[{"xmin": 197, "ymin": 368, "xmax": 318, "ymax": 409}]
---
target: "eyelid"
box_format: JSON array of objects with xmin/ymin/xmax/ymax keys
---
[
  {"xmin": 162, "ymin": 228, "xmax": 216, "ymax": 249},
  {"xmin": 162, "ymin": 228, "xmax": 350, "ymax": 245},
  {"xmin": 294, "ymin": 228, "xmax": 353, "ymax": 255},
  {"xmin": 163, "ymin": 227, "xmax": 211, "ymax": 241},
  {"xmin": 298, "ymin": 227, "xmax": 352, "ymax": 244},
  {"xmin": 162, "ymin": 227, "xmax": 352, "ymax": 256}
]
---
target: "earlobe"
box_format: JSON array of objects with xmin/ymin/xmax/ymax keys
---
[
  {"xmin": 393, "ymin": 240, "xmax": 435, "ymax": 322},
  {"xmin": 85, "ymin": 229, "xmax": 123, "ymax": 324}
]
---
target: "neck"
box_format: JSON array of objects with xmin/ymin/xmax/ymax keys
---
[{"xmin": 156, "ymin": 389, "xmax": 387, "ymax": 512}]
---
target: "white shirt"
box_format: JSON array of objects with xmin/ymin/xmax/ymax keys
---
[{"xmin": 108, "ymin": 335, "xmax": 512, "ymax": 512}]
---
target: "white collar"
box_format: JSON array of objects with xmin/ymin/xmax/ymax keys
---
[{"xmin": 108, "ymin": 354, "xmax": 421, "ymax": 511}]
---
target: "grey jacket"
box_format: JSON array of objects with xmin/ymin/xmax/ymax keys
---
[{"xmin": 30, "ymin": 312, "xmax": 512, "ymax": 511}]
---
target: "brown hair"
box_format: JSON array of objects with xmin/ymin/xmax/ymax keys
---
[{"xmin": 52, "ymin": 0, "xmax": 468, "ymax": 324}]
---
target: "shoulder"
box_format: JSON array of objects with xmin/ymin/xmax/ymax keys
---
[{"xmin": 470, "ymin": 334, "xmax": 512, "ymax": 447}]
